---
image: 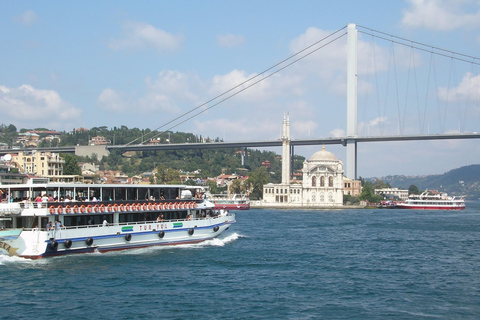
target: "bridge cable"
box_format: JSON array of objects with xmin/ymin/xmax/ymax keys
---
[
  {"xmin": 149, "ymin": 31, "xmax": 349, "ymax": 141},
  {"xmin": 357, "ymin": 25, "xmax": 480, "ymax": 65},
  {"xmin": 126, "ymin": 26, "xmax": 349, "ymax": 145}
]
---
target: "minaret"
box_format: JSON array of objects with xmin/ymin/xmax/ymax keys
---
[{"xmin": 281, "ymin": 113, "xmax": 291, "ymax": 185}]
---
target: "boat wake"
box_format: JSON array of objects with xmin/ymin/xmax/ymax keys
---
[
  {"xmin": 0, "ymin": 254, "xmax": 47, "ymax": 265},
  {"xmin": 99, "ymin": 232, "xmax": 242, "ymax": 257},
  {"xmin": 201, "ymin": 232, "xmax": 240, "ymax": 247}
]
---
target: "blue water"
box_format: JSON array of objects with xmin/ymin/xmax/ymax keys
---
[{"xmin": 2, "ymin": 203, "xmax": 480, "ymax": 319}]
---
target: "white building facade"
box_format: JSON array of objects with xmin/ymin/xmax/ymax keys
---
[{"xmin": 262, "ymin": 115, "xmax": 344, "ymax": 207}]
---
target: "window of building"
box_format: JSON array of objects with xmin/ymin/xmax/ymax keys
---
[{"xmin": 312, "ymin": 176, "xmax": 316, "ymax": 187}]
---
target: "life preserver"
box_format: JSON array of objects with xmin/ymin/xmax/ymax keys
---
[
  {"xmin": 107, "ymin": 204, "xmax": 112, "ymax": 212},
  {"xmin": 136, "ymin": 204, "xmax": 141, "ymax": 211},
  {"xmin": 124, "ymin": 204, "xmax": 130, "ymax": 211},
  {"xmin": 153, "ymin": 204, "xmax": 158, "ymax": 210},
  {"xmin": 158, "ymin": 231, "xmax": 165, "ymax": 238},
  {"xmin": 57, "ymin": 206, "xmax": 63, "ymax": 214},
  {"xmin": 49, "ymin": 206, "xmax": 56, "ymax": 214},
  {"xmin": 49, "ymin": 240, "xmax": 58, "ymax": 250},
  {"xmin": 194, "ymin": 202, "xmax": 198, "ymax": 208},
  {"xmin": 213, "ymin": 226, "xmax": 219, "ymax": 232},
  {"xmin": 80, "ymin": 205, "xmax": 86, "ymax": 213},
  {"xmin": 86, "ymin": 237, "xmax": 94, "ymax": 246},
  {"xmin": 125, "ymin": 233, "xmax": 132, "ymax": 241},
  {"xmin": 188, "ymin": 228, "xmax": 194, "ymax": 235},
  {"xmin": 130, "ymin": 203, "xmax": 136, "ymax": 211},
  {"xmin": 86, "ymin": 205, "xmax": 93, "ymax": 213},
  {"xmin": 73, "ymin": 205, "xmax": 79, "ymax": 214},
  {"xmin": 147, "ymin": 203, "xmax": 153, "ymax": 210},
  {"xmin": 65, "ymin": 205, "xmax": 71, "ymax": 214},
  {"xmin": 119, "ymin": 204, "xmax": 125, "ymax": 212},
  {"xmin": 141, "ymin": 204, "xmax": 146, "ymax": 211},
  {"xmin": 113, "ymin": 204, "xmax": 118, "ymax": 212},
  {"xmin": 64, "ymin": 239, "xmax": 72, "ymax": 248},
  {"xmin": 100, "ymin": 204, "xmax": 105, "ymax": 212}
]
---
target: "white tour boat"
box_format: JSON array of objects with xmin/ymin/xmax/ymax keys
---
[
  {"xmin": 395, "ymin": 190, "xmax": 465, "ymax": 210},
  {"xmin": 209, "ymin": 194, "xmax": 250, "ymax": 211},
  {"xmin": 0, "ymin": 183, "xmax": 235, "ymax": 259}
]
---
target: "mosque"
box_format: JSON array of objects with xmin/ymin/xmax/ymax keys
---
[{"xmin": 262, "ymin": 114, "xmax": 345, "ymax": 207}]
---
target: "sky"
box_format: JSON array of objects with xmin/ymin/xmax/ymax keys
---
[{"xmin": 1, "ymin": 0, "xmax": 480, "ymax": 178}]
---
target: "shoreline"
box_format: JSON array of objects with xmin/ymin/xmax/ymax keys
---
[{"xmin": 250, "ymin": 203, "xmax": 365, "ymax": 210}]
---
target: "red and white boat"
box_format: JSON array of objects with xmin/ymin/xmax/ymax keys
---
[
  {"xmin": 210, "ymin": 194, "xmax": 250, "ymax": 211},
  {"xmin": 396, "ymin": 190, "xmax": 465, "ymax": 210}
]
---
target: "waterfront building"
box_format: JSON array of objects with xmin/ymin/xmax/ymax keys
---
[
  {"xmin": 344, "ymin": 177, "xmax": 362, "ymax": 197},
  {"xmin": 261, "ymin": 114, "xmax": 344, "ymax": 207},
  {"xmin": 11, "ymin": 150, "xmax": 64, "ymax": 178},
  {"xmin": 374, "ymin": 187, "xmax": 408, "ymax": 200}
]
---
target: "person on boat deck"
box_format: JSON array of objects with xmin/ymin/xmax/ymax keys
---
[
  {"xmin": 55, "ymin": 220, "xmax": 62, "ymax": 230},
  {"xmin": 186, "ymin": 214, "xmax": 191, "ymax": 221},
  {"xmin": 103, "ymin": 219, "xmax": 109, "ymax": 227},
  {"xmin": 45, "ymin": 221, "xmax": 53, "ymax": 231},
  {"xmin": 156, "ymin": 214, "xmax": 164, "ymax": 222}
]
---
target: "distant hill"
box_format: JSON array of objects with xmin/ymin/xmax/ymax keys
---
[{"xmin": 367, "ymin": 164, "xmax": 480, "ymax": 200}]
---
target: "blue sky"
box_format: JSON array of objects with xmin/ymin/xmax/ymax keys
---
[{"xmin": 1, "ymin": 0, "xmax": 480, "ymax": 178}]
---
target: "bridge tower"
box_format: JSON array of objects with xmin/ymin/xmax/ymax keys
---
[{"xmin": 346, "ymin": 23, "xmax": 358, "ymax": 180}]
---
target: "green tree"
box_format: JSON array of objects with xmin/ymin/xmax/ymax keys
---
[
  {"xmin": 61, "ymin": 153, "xmax": 82, "ymax": 175},
  {"xmin": 359, "ymin": 182, "xmax": 382, "ymax": 203},
  {"xmin": 245, "ymin": 167, "xmax": 270, "ymax": 200},
  {"xmin": 408, "ymin": 184, "xmax": 420, "ymax": 195},
  {"xmin": 230, "ymin": 179, "xmax": 244, "ymax": 194},
  {"xmin": 165, "ymin": 168, "xmax": 181, "ymax": 184},
  {"xmin": 206, "ymin": 180, "xmax": 221, "ymax": 194}
]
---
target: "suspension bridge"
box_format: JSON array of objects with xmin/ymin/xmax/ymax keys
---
[{"xmin": 2, "ymin": 24, "xmax": 480, "ymax": 179}]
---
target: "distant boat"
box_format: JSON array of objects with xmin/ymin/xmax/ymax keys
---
[
  {"xmin": 395, "ymin": 190, "xmax": 465, "ymax": 210},
  {"xmin": 209, "ymin": 194, "xmax": 250, "ymax": 211},
  {"xmin": 0, "ymin": 182, "xmax": 236, "ymax": 259}
]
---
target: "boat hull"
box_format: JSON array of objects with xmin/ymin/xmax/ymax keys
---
[
  {"xmin": 395, "ymin": 204, "xmax": 465, "ymax": 210},
  {"xmin": 213, "ymin": 203, "xmax": 250, "ymax": 210},
  {"xmin": 0, "ymin": 215, "xmax": 235, "ymax": 259}
]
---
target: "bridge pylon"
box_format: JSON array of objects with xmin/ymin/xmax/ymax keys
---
[{"xmin": 346, "ymin": 23, "xmax": 358, "ymax": 180}]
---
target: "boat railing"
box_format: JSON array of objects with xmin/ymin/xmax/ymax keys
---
[{"xmin": 42, "ymin": 214, "xmax": 228, "ymax": 232}]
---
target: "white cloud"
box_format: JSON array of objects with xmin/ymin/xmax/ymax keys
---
[
  {"xmin": 438, "ymin": 72, "xmax": 480, "ymax": 102},
  {"xmin": 14, "ymin": 10, "xmax": 39, "ymax": 26},
  {"xmin": 369, "ymin": 116, "xmax": 388, "ymax": 127},
  {"xmin": 402, "ymin": 0, "xmax": 480, "ymax": 31},
  {"xmin": 217, "ymin": 34, "xmax": 245, "ymax": 48},
  {"xmin": 329, "ymin": 128, "xmax": 345, "ymax": 137},
  {"xmin": 0, "ymin": 85, "xmax": 81, "ymax": 129},
  {"xmin": 97, "ymin": 88, "xmax": 129, "ymax": 112},
  {"xmin": 109, "ymin": 21, "xmax": 183, "ymax": 52}
]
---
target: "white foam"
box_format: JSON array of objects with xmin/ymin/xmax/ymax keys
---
[{"xmin": 0, "ymin": 254, "xmax": 44, "ymax": 265}]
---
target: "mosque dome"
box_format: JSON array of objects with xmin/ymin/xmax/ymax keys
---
[{"xmin": 308, "ymin": 147, "xmax": 338, "ymax": 162}]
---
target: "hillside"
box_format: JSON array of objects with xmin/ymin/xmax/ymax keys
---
[{"xmin": 371, "ymin": 164, "xmax": 480, "ymax": 200}]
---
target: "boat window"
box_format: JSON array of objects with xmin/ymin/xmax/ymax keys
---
[
  {"xmin": 64, "ymin": 214, "xmax": 113, "ymax": 227},
  {"xmin": 16, "ymin": 216, "xmax": 38, "ymax": 229},
  {"xmin": 114, "ymin": 188, "xmax": 127, "ymax": 201}
]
